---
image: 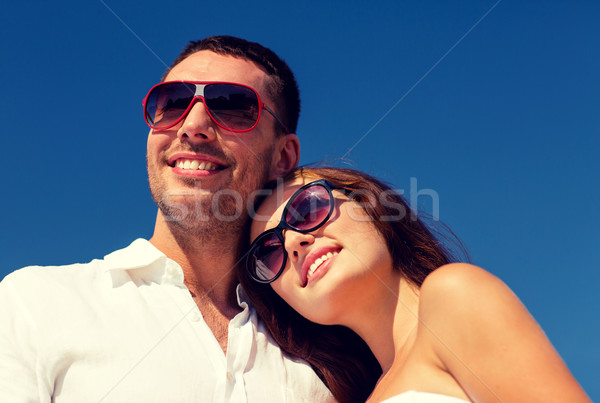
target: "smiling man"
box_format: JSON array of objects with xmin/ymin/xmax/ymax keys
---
[{"xmin": 0, "ymin": 36, "xmax": 334, "ymax": 402}]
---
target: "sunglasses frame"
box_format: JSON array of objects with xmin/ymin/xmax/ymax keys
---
[
  {"xmin": 247, "ymin": 179, "xmax": 343, "ymax": 284},
  {"xmin": 142, "ymin": 80, "xmax": 289, "ymax": 133}
]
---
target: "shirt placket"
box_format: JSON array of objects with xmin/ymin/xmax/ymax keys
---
[
  {"xmin": 161, "ymin": 260, "xmax": 229, "ymax": 402},
  {"xmin": 223, "ymin": 303, "xmax": 252, "ymax": 402}
]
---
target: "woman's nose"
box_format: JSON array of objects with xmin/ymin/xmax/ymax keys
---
[{"xmin": 284, "ymin": 230, "xmax": 315, "ymax": 262}]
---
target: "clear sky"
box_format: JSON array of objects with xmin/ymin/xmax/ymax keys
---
[{"xmin": 1, "ymin": 0, "xmax": 598, "ymax": 398}]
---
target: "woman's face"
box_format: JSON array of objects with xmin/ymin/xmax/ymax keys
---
[{"xmin": 249, "ymin": 176, "xmax": 394, "ymax": 325}]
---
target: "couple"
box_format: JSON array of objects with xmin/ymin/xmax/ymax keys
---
[{"xmin": 0, "ymin": 36, "xmax": 588, "ymax": 402}]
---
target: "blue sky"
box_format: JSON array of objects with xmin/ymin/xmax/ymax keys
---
[{"xmin": 1, "ymin": 0, "xmax": 598, "ymax": 398}]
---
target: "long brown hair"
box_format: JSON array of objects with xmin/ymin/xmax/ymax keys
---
[{"xmin": 239, "ymin": 167, "xmax": 464, "ymax": 403}]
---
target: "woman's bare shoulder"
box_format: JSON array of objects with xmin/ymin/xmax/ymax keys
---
[
  {"xmin": 418, "ymin": 262, "xmax": 538, "ymax": 360},
  {"xmin": 415, "ymin": 263, "xmax": 590, "ymax": 402},
  {"xmin": 419, "ymin": 263, "xmax": 511, "ymax": 313}
]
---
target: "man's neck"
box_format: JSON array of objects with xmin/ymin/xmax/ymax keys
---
[{"xmin": 149, "ymin": 210, "xmax": 245, "ymax": 320}]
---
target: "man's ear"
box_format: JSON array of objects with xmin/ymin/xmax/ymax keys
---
[{"xmin": 270, "ymin": 134, "xmax": 300, "ymax": 179}]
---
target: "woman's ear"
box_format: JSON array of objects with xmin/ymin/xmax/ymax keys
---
[{"xmin": 270, "ymin": 134, "xmax": 300, "ymax": 179}]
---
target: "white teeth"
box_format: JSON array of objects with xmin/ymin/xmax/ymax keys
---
[
  {"xmin": 307, "ymin": 251, "xmax": 339, "ymax": 281},
  {"xmin": 175, "ymin": 159, "xmax": 217, "ymax": 171}
]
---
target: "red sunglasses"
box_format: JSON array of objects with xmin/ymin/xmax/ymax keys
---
[{"xmin": 142, "ymin": 81, "xmax": 289, "ymax": 133}]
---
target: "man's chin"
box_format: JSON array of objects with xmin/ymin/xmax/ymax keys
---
[{"xmin": 157, "ymin": 193, "xmax": 247, "ymax": 235}]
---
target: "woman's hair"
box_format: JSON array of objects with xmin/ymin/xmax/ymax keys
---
[{"xmin": 239, "ymin": 167, "xmax": 464, "ymax": 403}]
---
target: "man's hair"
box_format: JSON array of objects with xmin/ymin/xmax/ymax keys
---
[{"xmin": 163, "ymin": 35, "xmax": 300, "ymax": 134}]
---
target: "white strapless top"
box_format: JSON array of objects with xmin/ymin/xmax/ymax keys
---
[{"xmin": 380, "ymin": 391, "xmax": 470, "ymax": 402}]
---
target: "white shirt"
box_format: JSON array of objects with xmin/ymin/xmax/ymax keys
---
[{"xmin": 0, "ymin": 239, "xmax": 334, "ymax": 403}]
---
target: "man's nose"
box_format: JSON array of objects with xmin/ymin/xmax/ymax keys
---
[
  {"xmin": 176, "ymin": 99, "xmax": 217, "ymax": 142},
  {"xmin": 284, "ymin": 230, "xmax": 315, "ymax": 262}
]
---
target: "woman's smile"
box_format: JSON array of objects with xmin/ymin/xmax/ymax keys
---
[{"xmin": 303, "ymin": 248, "xmax": 341, "ymax": 286}]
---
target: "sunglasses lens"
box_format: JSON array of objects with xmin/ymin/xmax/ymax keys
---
[
  {"xmin": 286, "ymin": 184, "xmax": 332, "ymax": 231},
  {"xmin": 249, "ymin": 232, "xmax": 285, "ymax": 282},
  {"xmin": 145, "ymin": 83, "xmax": 196, "ymax": 128},
  {"xmin": 204, "ymin": 84, "xmax": 260, "ymax": 131}
]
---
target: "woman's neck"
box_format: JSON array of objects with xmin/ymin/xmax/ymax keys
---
[{"xmin": 348, "ymin": 276, "xmax": 421, "ymax": 373}]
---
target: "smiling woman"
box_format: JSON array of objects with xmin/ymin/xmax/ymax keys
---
[
  {"xmin": 240, "ymin": 167, "xmax": 458, "ymax": 402},
  {"xmin": 239, "ymin": 167, "xmax": 590, "ymax": 403}
]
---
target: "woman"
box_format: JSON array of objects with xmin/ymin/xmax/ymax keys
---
[{"xmin": 239, "ymin": 167, "xmax": 589, "ymax": 403}]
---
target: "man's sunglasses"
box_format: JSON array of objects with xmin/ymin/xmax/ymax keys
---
[
  {"xmin": 143, "ymin": 81, "xmax": 289, "ymax": 133},
  {"xmin": 246, "ymin": 179, "xmax": 345, "ymax": 284}
]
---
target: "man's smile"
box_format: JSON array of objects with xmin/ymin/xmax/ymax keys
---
[
  {"xmin": 166, "ymin": 153, "xmax": 228, "ymax": 177},
  {"xmin": 173, "ymin": 159, "xmax": 219, "ymax": 171}
]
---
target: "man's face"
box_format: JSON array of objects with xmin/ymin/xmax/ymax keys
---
[{"xmin": 146, "ymin": 50, "xmax": 292, "ymax": 238}]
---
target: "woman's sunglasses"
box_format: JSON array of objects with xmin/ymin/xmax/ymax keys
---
[
  {"xmin": 246, "ymin": 179, "xmax": 345, "ymax": 284},
  {"xmin": 143, "ymin": 81, "xmax": 289, "ymax": 133}
]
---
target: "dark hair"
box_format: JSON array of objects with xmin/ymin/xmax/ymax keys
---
[
  {"xmin": 163, "ymin": 35, "xmax": 300, "ymax": 134},
  {"xmin": 239, "ymin": 167, "xmax": 465, "ymax": 403}
]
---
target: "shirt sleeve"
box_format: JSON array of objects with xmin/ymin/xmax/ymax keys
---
[{"xmin": 0, "ymin": 271, "xmax": 51, "ymax": 403}]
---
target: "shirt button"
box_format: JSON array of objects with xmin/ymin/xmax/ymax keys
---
[
  {"xmin": 167, "ymin": 265, "xmax": 178, "ymax": 277},
  {"xmin": 189, "ymin": 311, "xmax": 202, "ymax": 322},
  {"xmin": 226, "ymin": 372, "xmax": 234, "ymax": 382}
]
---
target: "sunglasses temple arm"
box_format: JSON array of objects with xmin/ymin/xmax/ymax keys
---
[{"xmin": 264, "ymin": 105, "xmax": 290, "ymax": 134}]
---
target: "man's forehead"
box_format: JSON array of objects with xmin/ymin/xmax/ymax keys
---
[{"xmin": 164, "ymin": 50, "xmax": 269, "ymax": 87}]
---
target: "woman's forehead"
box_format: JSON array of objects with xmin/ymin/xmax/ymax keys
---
[
  {"xmin": 250, "ymin": 177, "xmax": 312, "ymax": 235},
  {"xmin": 263, "ymin": 177, "xmax": 313, "ymax": 211}
]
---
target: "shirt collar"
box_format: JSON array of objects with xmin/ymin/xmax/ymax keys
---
[
  {"xmin": 103, "ymin": 238, "xmax": 166, "ymax": 272},
  {"xmin": 103, "ymin": 239, "xmax": 185, "ymax": 285},
  {"xmin": 236, "ymin": 284, "xmax": 250, "ymax": 309},
  {"xmin": 102, "ymin": 240, "xmax": 246, "ymax": 304},
  {"xmin": 104, "ymin": 238, "xmax": 252, "ymax": 315}
]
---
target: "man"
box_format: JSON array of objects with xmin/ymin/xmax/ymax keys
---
[{"xmin": 0, "ymin": 36, "xmax": 334, "ymax": 402}]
